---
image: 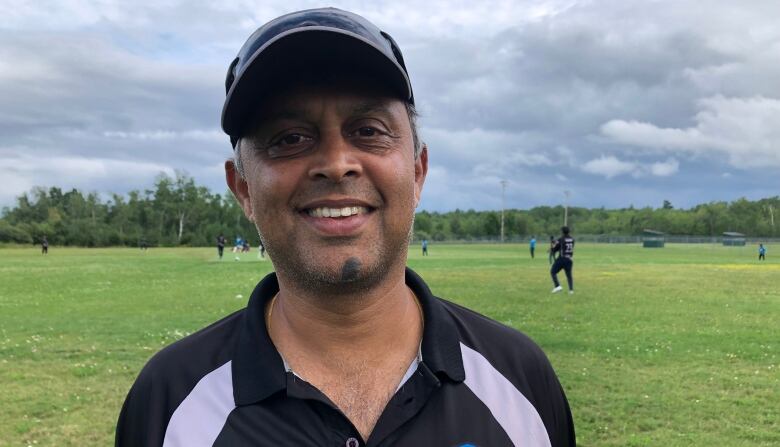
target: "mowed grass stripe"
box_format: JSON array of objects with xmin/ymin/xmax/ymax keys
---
[{"xmin": 0, "ymin": 244, "xmax": 777, "ymax": 446}]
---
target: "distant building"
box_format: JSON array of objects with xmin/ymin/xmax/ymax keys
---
[
  {"xmin": 642, "ymin": 229, "xmax": 665, "ymax": 248},
  {"xmin": 722, "ymin": 232, "xmax": 746, "ymax": 246}
]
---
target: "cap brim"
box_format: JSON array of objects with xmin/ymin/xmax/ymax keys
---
[{"xmin": 221, "ymin": 27, "xmax": 413, "ymax": 137}]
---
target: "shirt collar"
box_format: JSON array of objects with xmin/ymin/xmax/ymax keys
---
[
  {"xmin": 232, "ymin": 273, "xmax": 285, "ymax": 406},
  {"xmin": 405, "ymin": 268, "xmax": 465, "ymax": 382},
  {"xmin": 232, "ymin": 267, "xmax": 465, "ymax": 406}
]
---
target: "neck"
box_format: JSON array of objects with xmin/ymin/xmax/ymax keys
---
[{"xmin": 269, "ymin": 265, "xmax": 422, "ymax": 362}]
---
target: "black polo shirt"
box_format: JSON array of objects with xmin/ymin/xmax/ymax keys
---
[{"xmin": 116, "ymin": 269, "xmax": 575, "ymax": 446}]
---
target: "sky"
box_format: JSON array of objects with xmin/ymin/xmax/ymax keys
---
[{"xmin": 1, "ymin": 0, "xmax": 779, "ymax": 212}]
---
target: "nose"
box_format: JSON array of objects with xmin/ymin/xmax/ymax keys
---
[{"xmin": 307, "ymin": 132, "xmax": 362, "ymax": 182}]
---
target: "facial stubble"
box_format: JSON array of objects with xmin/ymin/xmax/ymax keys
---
[{"xmin": 254, "ymin": 207, "xmax": 414, "ymax": 298}]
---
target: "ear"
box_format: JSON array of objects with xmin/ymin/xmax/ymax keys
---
[
  {"xmin": 413, "ymin": 144, "xmax": 428, "ymax": 208},
  {"xmin": 225, "ymin": 159, "xmax": 254, "ymax": 221}
]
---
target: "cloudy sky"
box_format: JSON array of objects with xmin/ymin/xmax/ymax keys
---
[{"xmin": 2, "ymin": 0, "xmax": 779, "ymax": 212}]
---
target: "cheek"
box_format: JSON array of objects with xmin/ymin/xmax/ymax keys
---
[
  {"xmin": 376, "ymin": 160, "xmax": 417, "ymax": 214},
  {"xmin": 246, "ymin": 168, "xmax": 288, "ymax": 222}
]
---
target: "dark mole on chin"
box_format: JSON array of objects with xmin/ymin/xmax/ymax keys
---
[{"xmin": 340, "ymin": 257, "xmax": 361, "ymax": 282}]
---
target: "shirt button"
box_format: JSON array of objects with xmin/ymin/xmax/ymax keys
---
[{"xmin": 346, "ymin": 437, "xmax": 360, "ymax": 447}]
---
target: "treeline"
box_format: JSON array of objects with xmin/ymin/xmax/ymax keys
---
[
  {"xmin": 1, "ymin": 174, "xmax": 778, "ymax": 246},
  {"xmin": 415, "ymin": 198, "xmax": 779, "ymax": 241},
  {"xmin": 0, "ymin": 173, "xmax": 256, "ymax": 247}
]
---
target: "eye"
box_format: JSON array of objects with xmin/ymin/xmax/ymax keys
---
[
  {"xmin": 281, "ymin": 134, "xmax": 306, "ymax": 145},
  {"xmin": 355, "ymin": 127, "xmax": 377, "ymax": 137},
  {"xmin": 266, "ymin": 132, "xmax": 314, "ymax": 158}
]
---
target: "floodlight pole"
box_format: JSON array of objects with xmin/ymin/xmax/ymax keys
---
[
  {"xmin": 500, "ymin": 180, "xmax": 508, "ymax": 243},
  {"xmin": 564, "ymin": 190, "xmax": 571, "ymax": 226}
]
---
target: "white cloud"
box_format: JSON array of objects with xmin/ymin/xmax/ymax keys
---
[
  {"xmin": 102, "ymin": 129, "xmax": 223, "ymax": 142},
  {"xmin": 582, "ymin": 155, "xmax": 680, "ymax": 179},
  {"xmin": 649, "ymin": 158, "xmax": 679, "ymax": 176},
  {"xmin": 600, "ymin": 95, "xmax": 780, "ymax": 168},
  {"xmin": 582, "ymin": 155, "xmax": 637, "ymax": 179},
  {"xmin": 0, "ymin": 151, "xmax": 174, "ymax": 205}
]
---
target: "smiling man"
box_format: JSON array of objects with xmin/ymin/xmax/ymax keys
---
[{"xmin": 116, "ymin": 8, "xmax": 574, "ymax": 447}]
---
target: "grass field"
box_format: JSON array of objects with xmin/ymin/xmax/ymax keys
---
[{"xmin": 1, "ymin": 243, "xmax": 778, "ymax": 446}]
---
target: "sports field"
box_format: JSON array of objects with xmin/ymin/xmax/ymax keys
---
[{"xmin": 0, "ymin": 243, "xmax": 777, "ymax": 446}]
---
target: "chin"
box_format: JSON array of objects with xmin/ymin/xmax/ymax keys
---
[{"xmin": 285, "ymin": 252, "xmax": 388, "ymax": 295}]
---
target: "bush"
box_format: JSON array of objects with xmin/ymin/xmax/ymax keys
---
[{"xmin": 0, "ymin": 221, "xmax": 33, "ymax": 243}]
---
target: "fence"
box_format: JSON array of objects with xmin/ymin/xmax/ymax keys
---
[{"xmin": 414, "ymin": 235, "xmax": 780, "ymax": 244}]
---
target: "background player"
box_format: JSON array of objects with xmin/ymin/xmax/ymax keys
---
[
  {"xmin": 758, "ymin": 243, "xmax": 766, "ymax": 261},
  {"xmin": 529, "ymin": 235, "xmax": 536, "ymax": 259},
  {"xmin": 551, "ymin": 226, "xmax": 575, "ymax": 294},
  {"xmin": 216, "ymin": 233, "xmax": 226, "ymax": 260},
  {"xmin": 548, "ymin": 235, "xmax": 556, "ymax": 264}
]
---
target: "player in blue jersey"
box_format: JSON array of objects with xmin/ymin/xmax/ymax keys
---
[{"xmin": 551, "ymin": 226, "xmax": 575, "ymax": 294}]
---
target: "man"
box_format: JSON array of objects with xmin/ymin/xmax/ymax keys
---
[
  {"xmin": 548, "ymin": 235, "xmax": 556, "ymax": 265},
  {"xmin": 551, "ymin": 226, "xmax": 575, "ymax": 294},
  {"xmin": 216, "ymin": 233, "xmax": 226, "ymax": 259},
  {"xmin": 421, "ymin": 238, "xmax": 428, "ymax": 256},
  {"xmin": 41, "ymin": 235, "xmax": 48, "ymax": 255},
  {"xmin": 758, "ymin": 243, "xmax": 766, "ymax": 261},
  {"xmin": 530, "ymin": 235, "xmax": 536, "ymax": 259},
  {"xmin": 116, "ymin": 8, "xmax": 574, "ymax": 446}
]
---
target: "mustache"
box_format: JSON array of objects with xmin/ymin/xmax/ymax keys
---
[{"xmin": 292, "ymin": 179, "xmax": 383, "ymax": 208}]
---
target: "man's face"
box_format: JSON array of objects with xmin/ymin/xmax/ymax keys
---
[{"xmin": 227, "ymin": 82, "xmax": 427, "ymax": 293}]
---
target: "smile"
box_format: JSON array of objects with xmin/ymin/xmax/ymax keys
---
[{"xmin": 306, "ymin": 206, "xmax": 370, "ymax": 218}]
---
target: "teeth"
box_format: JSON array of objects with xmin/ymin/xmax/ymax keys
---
[{"xmin": 307, "ymin": 206, "xmax": 368, "ymax": 218}]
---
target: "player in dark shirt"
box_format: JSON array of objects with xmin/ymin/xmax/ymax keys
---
[
  {"xmin": 41, "ymin": 236, "xmax": 48, "ymax": 255},
  {"xmin": 216, "ymin": 234, "xmax": 226, "ymax": 260},
  {"xmin": 548, "ymin": 235, "xmax": 556, "ymax": 265},
  {"xmin": 551, "ymin": 226, "xmax": 575, "ymax": 294}
]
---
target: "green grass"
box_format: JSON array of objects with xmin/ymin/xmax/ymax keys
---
[{"xmin": 1, "ymin": 244, "xmax": 777, "ymax": 446}]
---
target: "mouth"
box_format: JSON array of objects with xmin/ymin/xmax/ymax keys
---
[
  {"xmin": 298, "ymin": 200, "xmax": 376, "ymax": 236},
  {"xmin": 306, "ymin": 205, "xmax": 371, "ymax": 218}
]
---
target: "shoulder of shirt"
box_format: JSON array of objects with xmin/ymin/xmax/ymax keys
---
[
  {"xmin": 133, "ymin": 308, "xmax": 245, "ymax": 388},
  {"xmin": 434, "ymin": 297, "xmax": 556, "ymax": 379},
  {"xmin": 431, "ymin": 296, "xmax": 575, "ymax": 446}
]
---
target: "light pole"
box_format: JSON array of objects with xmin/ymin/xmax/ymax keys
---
[
  {"xmin": 564, "ymin": 190, "xmax": 571, "ymax": 226},
  {"xmin": 500, "ymin": 180, "xmax": 508, "ymax": 243}
]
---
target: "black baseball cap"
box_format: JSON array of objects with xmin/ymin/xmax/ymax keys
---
[{"xmin": 221, "ymin": 7, "xmax": 414, "ymax": 144}]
